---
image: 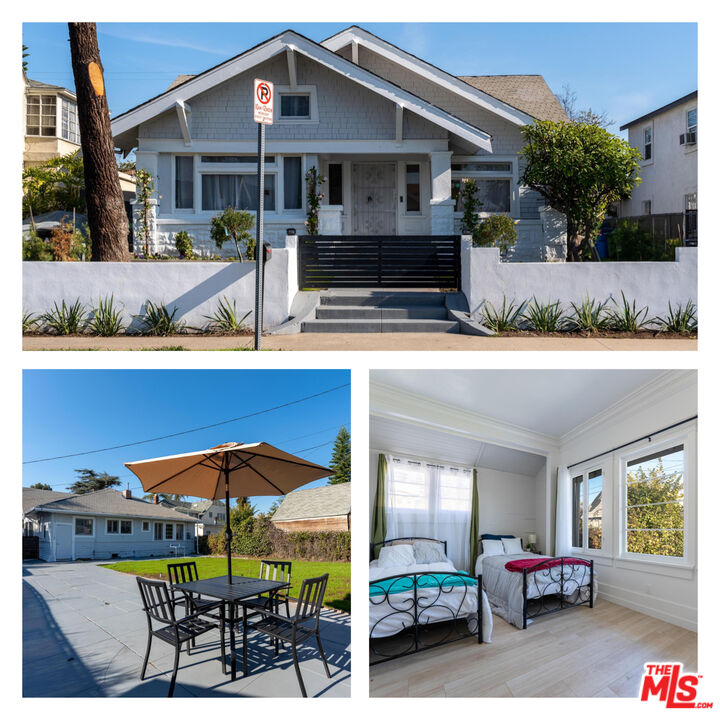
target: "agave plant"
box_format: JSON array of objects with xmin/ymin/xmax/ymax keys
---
[
  {"xmin": 522, "ymin": 297, "xmax": 567, "ymax": 333},
  {"xmin": 41, "ymin": 299, "xmax": 86, "ymax": 335},
  {"xmin": 203, "ymin": 297, "xmax": 252, "ymax": 334},
  {"xmin": 607, "ymin": 291, "xmax": 651, "ymax": 332},
  {"xmin": 653, "ymin": 301, "xmax": 698, "ymax": 334},
  {"xmin": 136, "ymin": 300, "xmax": 185, "ymax": 336},
  {"xmin": 87, "ymin": 295, "xmax": 125, "ymax": 336},
  {"xmin": 478, "ymin": 296, "xmax": 525, "ymax": 333},
  {"xmin": 23, "ymin": 310, "xmax": 39, "ymax": 334},
  {"xmin": 567, "ymin": 296, "xmax": 610, "ymax": 333}
]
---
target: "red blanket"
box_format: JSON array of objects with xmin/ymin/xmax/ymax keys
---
[{"xmin": 504, "ymin": 556, "xmax": 591, "ymax": 573}]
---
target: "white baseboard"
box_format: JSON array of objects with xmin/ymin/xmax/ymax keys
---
[{"xmin": 599, "ymin": 582, "xmax": 697, "ymax": 632}]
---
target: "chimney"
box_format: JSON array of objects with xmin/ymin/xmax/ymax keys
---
[
  {"xmin": 153, "ymin": 493, "xmax": 159, "ymax": 504},
  {"xmin": 122, "ymin": 488, "xmax": 132, "ymax": 499}
]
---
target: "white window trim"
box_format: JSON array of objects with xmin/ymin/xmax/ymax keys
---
[
  {"xmin": 141, "ymin": 520, "xmax": 151, "ymax": 533},
  {"xmin": 274, "ymin": 85, "xmax": 319, "ymax": 124},
  {"xmin": 451, "ymin": 155, "xmax": 519, "ymax": 218},
  {"xmin": 154, "ymin": 521, "xmax": 164, "ymax": 541},
  {"xmin": 642, "ymin": 124, "xmax": 653, "ymax": 164},
  {"xmin": 106, "ymin": 518, "xmax": 119, "ymax": 535},
  {"xmin": 687, "ymin": 107, "xmax": 697, "ymax": 133},
  {"xmin": 73, "ymin": 516, "xmax": 94, "ymax": 538},
  {"xmin": 120, "ymin": 519, "xmax": 133, "ymax": 535},
  {"xmin": 616, "ymin": 426, "xmax": 696, "ymax": 570},
  {"xmin": 569, "ymin": 459, "xmax": 611, "ymax": 557}
]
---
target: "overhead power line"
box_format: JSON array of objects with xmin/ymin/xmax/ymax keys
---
[{"xmin": 23, "ymin": 383, "xmax": 350, "ymax": 465}]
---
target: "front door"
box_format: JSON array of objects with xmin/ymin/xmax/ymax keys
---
[
  {"xmin": 55, "ymin": 523, "xmax": 72, "ymax": 561},
  {"xmin": 351, "ymin": 163, "xmax": 397, "ymax": 235}
]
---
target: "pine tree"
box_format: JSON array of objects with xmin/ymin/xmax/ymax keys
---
[
  {"xmin": 69, "ymin": 468, "xmax": 120, "ymax": 494},
  {"xmin": 29, "ymin": 482, "xmax": 52, "ymax": 491},
  {"xmin": 328, "ymin": 426, "xmax": 351, "ymax": 484}
]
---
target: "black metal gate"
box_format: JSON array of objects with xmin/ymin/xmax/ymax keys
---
[{"xmin": 298, "ymin": 235, "xmax": 460, "ymax": 289}]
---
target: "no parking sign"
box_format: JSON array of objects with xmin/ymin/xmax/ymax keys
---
[{"xmin": 253, "ymin": 79, "xmax": 274, "ymax": 124}]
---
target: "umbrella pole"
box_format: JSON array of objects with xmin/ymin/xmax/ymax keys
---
[{"xmin": 225, "ymin": 465, "xmax": 232, "ymax": 584}]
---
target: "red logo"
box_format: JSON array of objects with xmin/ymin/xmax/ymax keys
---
[
  {"xmin": 256, "ymin": 83, "xmax": 272, "ymax": 104},
  {"xmin": 640, "ymin": 663, "xmax": 712, "ymax": 709}
]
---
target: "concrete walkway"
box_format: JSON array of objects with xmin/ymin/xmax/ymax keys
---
[
  {"xmin": 22, "ymin": 560, "xmax": 350, "ymax": 698},
  {"xmin": 23, "ymin": 334, "xmax": 697, "ymax": 351}
]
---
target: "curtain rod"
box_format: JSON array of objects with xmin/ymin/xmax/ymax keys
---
[{"xmin": 567, "ymin": 416, "xmax": 697, "ymax": 470}]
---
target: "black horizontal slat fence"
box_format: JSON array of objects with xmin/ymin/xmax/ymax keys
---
[{"xmin": 298, "ymin": 235, "xmax": 460, "ymax": 289}]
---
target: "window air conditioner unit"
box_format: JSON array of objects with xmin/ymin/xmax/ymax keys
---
[{"xmin": 680, "ymin": 132, "xmax": 697, "ymax": 145}]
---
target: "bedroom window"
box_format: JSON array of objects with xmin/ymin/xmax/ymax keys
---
[
  {"xmin": 623, "ymin": 444, "xmax": 685, "ymax": 559},
  {"xmin": 571, "ymin": 468, "xmax": 603, "ymax": 551}
]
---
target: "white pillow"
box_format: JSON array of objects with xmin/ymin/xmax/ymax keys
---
[
  {"xmin": 377, "ymin": 544, "xmax": 415, "ymax": 568},
  {"xmin": 502, "ymin": 537, "xmax": 523, "ymax": 554},
  {"xmin": 413, "ymin": 541, "xmax": 447, "ymax": 564},
  {"xmin": 482, "ymin": 539, "xmax": 505, "ymax": 556}
]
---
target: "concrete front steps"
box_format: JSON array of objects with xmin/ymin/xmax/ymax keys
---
[{"xmin": 301, "ymin": 290, "xmax": 460, "ymax": 333}]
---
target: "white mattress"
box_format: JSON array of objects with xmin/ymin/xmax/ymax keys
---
[
  {"xmin": 369, "ymin": 560, "xmax": 493, "ymax": 642},
  {"xmin": 479, "ymin": 552, "xmax": 597, "ymax": 629}
]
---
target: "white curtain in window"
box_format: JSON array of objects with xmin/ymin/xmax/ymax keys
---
[
  {"xmin": 555, "ymin": 466, "xmax": 571, "ymax": 556},
  {"xmin": 386, "ymin": 455, "xmax": 474, "ymax": 571}
]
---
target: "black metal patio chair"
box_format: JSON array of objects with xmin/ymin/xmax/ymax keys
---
[
  {"xmin": 242, "ymin": 573, "xmax": 331, "ymax": 697},
  {"xmin": 136, "ymin": 576, "xmax": 225, "ymax": 697},
  {"xmin": 237, "ymin": 560, "xmax": 293, "ymax": 620}
]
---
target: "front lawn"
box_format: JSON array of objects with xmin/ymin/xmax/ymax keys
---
[{"xmin": 101, "ymin": 556, "xmax": 351, "ymax": 612}]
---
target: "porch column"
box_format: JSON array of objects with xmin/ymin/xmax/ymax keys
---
[{"xmin": 429, "ymin": 151, "xmax": 454, "ymax": 235}]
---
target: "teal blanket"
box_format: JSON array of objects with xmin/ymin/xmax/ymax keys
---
[{"xmin": 369, "ymin": 571, "xmax": 477, "ymax": 597}]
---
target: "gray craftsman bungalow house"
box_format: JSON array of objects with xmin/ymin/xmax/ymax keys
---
[
  {"xmin": 112, "ymin": 25, "xmax": 568, "ymax": 261},
  {"xmin": 23, "ymin": 487, "xmax": 197, "ymax": 562}
]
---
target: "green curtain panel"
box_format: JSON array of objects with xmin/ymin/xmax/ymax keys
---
[
  {"xmin": 371, "ymin": 453, "xmax": 388, "ymax": 552},
  {"xmin": 470, "ymin": 468, "xmax": 479, "ymax": 572}
]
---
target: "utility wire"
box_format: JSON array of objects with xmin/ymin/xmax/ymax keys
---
[{"xmin": 23, "ymin": 383, "xmax": 350, "ymax": 465}]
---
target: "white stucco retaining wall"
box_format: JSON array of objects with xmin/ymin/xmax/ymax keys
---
[
  {"xmin": 23, "ymin": 251, "xmax": 293, "ymax": 332},
  {"xmin": 462, "ymin": 241, "xmax": 697, "ymax": 319}
]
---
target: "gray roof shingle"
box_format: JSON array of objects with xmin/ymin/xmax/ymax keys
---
[{"xmin": 272, "ymin": 483, "xmax": 351, "ymax": 522}]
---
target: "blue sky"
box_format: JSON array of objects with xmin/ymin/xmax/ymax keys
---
[
  {"xmin": 22, "ymin": 369, "xmax": 350, "ymax": 513},
  {"xmin": 21, "ymin": 22, "xmax": 697, "ymax": 137}
]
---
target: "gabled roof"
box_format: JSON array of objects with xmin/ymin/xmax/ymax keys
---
[
  {"xmin": 619, "ymin": 91, "xmax": 697, "ymax": 131},
  {"xmin": 25, "ymin": 76, "xmax": 76, "ymax": 98},
  {"xmin": 111, "ymin": 29, "xmax": 492, "ymax": 153},
  {"xmin": 272, "ymin": 482, "xmax": 351, "ymax": 522},
  {"xmin": 322, "ymin": 25, "xmax": 541, "ymax": 126},
  {"xmin": 23, "ymin": 487, "xmax": 198, "ymax": 522}
]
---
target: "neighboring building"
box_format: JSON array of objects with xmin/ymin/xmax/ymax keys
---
[
  {"xmin": 618, "ymin": 91, "xmax": 697, "ymax": 230},
  {"xmin": 22, "ymin": 487, "xmax": 197, "ymax": 562},
  {"xmin": 159, "ymin": 497, "xmax": 227, "ymax": 536},
  {"xmin": 271, "ymin": 483, "xmax": 351, "ymax": 532},
  {"xmin": 111, "ymin": 26, "xmax": 569, "ymax": 262}
]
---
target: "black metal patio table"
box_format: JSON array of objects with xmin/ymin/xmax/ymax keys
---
[{"xmin": 174, "ymin": 574, "xmax": 291, "ymax": 682}]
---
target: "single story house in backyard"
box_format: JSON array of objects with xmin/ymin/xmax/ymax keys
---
[
  {"xmin": 271, "ymin": 482, "xmax": 351, "ymax": 532},
  {"xmin": 22, "ymin": 487, "xmax": 197, "ymax": 562},
  {"xmin": 112, "ymin": 25, "xmax": 569, "ymax": 262}
]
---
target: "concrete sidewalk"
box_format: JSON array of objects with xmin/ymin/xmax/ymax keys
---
[
  {"xmin": 22, "ymin": 560, "xmax": 350, "ymax": 697},
  {"xmin": 22, "ymin": 334, "xmax": 697, "ymax": 351}
]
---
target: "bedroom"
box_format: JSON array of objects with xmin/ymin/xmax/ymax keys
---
[{"xmin": 368, "ymin": 369, "xmax": 698, "ymax": 698}]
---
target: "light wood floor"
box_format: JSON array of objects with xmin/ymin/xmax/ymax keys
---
[{"xmin": 369, "ymin": 598, "xmax": 697, "ymax": 697}]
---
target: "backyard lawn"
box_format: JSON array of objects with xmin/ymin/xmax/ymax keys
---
[{"xmin": 102, "ymin": 557, "xmax": 351, "ymax": 612}]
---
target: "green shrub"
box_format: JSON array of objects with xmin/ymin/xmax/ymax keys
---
[
  {"xmin": 87, "ymin": 295, "xmax": 125, "ymax": 336},
  {"xmin": 23, "ymin": 233, "xmax": 53, "ymax": 261},
  {"xmin": 231, "ymin": 515, "xmax": 274, "ymax": 556},
  {"xmin": 607, "ymin": 219, "xmax": 678, "ymax": 261},
  {"xmin": 207, "ymin": 532, "xmax": 226, "ymax": 555},
  {"xmin": 23, "ymin": 310, "xmax": 39, "ymax": 333},
  {"xmin": 522, "ymin": 297, "xmax": 567, "ymax": 332},
  {"xmin": 607, "ymin": 291, "xmax": 651, "ymax": 332},
  {"xmin": 137, "ymin": 300, "xmax": 185, "ymax": 336},
  {"xmin": 567, "ymin": 296, "xmax": 610, "ymax": 333},
  {"xmin": 41, "ymin": 299, "xmax": 86, "ymax": 335},
  {"xmin": 203, "ymin": 297, "xmax": 252, "ymax": 334},
  {"xmin": 458, "ymin": 178, "xmax": 482, "ymax": 233},
  {"xmin": 654, "ymin": 301, "xmax": 697, "ymax": 334},
  {"xmin": 210, "ymin": 207, "xmax": 256, "ymax": 261},
  {"xmin": 174, "ymin": 230, "xmax": 194, "ymax": 259},
  {"xmin": 479, "ymin": 296, "xmax": 525, "ymax": 333},
  {"xmin": 472, "ymin": 215, "xmax": 518, "ymax": 256}
]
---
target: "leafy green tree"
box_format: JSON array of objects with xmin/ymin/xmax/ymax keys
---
[
  {"xmin": 232, "ymin": 497, "xmax": 255, "ymax": 525},
  {"xmin": 29, "ymin": 482, "xmax": 53, "ymax": 491},
  {"xmin": 210, "ymin": 207, "xmax": 256, "ymax": 261},
  {"xmin": 23, "ymin": 151, "xmax": 87, "ymax": 220},
  {"xmin": 68, "ymin": 468, "xmax": 120, "ymax": 494},
  {"xmin": 143, "ymin": 492, "xmax": 186, "ymax": 503},
  {"xmin": 626, "ymin": 460, "xmax": 684, "ymax": 557},
  {"xmin": 520, "ymin": 121, "xmax": 641, "ymax": 262},
  {"xmin": 328, "ymin": 426, "xmax": 351, "ymax": 484},
  {"xmin": 22, "ymin": 44, "xmax": 29, "ymax": 73}
]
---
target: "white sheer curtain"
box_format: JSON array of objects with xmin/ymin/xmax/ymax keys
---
[
  {"xmin": 385, "ymin": 455, "xmax": 474, "ymax": 571},
  {"xmin": 554, "ymin": 466, "xmax": 572, "ymax": 556}
]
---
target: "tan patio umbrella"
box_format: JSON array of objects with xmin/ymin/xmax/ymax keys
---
[{"xmin": 125, "ymin": 442, "xmax": 332, "ymax": 583}]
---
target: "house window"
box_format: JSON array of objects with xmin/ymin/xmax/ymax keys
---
[
  {"xmin": 623, "ymin": 444, "xmax": 685, "ymax": 559},
  {"xmin": 405, "ymin": 164, "xmax": 420, "ymax": 213},
  {"xmin": 120, "ymin": 520, "xmax": 132, "ymax": 535},
  {"xmin": 142, "ymin": 521, "xmax": 150, "ymax": 532},
  {"xmin": 176, "ymin": 524, "xmax": 184, "ymax": 540},
  {"xmin": 280, "ymin": 94, "xmax": 310, "ymax": 118},
  {"xmin": 687, "ymin": 108, "xmax": 697, "ymax": 135},
  {"xmin": 107, "ymin": 519, "xmax": 119, "ymax": 534},
  {"xmin": 26, "ymin": 94, "xmax": 56, "ymax": 137},
  {"xmin": 74, "ymin": 518, "xmax": 93, "ymax": 536},
  {"xmin": 685, "ymin": 193, "xmax": 697, "ymax": 211},
  {"xmin": 283, "ymin": 157, "xmax": 302, "ymax": 210},
  {"xmin": 643, "ymin": 126, "xmax": 652, "ymax": 160},
  {"xmin": 201, "ymin": 174, "xmax": 276, "ymax": 211},
  {"xmin": 61, "ymin": 98, "xmax": 79, "ymax": 144},
  {"xmin": 154, "ymin": 522, "xmax": 163, "ymax": 540},
  {"xmin": 165, "ymin": 523, "xmax": 174, "ymax": 540},
  {"xmin": 175, "ymin": 156, "xmax": 194, "ymax": 209},
  {"xmin": 571, "ymin": 469, "xmax": 603, "ymax": 551},
  {"xmin": 642, "ymin": 200, "xmax": 652, "ymax": 215},
  {"xmin": 452, "ymin": 178, "xmax": 511, "ymax": 213},
  {"xmin": 200, "ymin": 155, "xmax": 275, "ymax": 163},
  {"xmin": 328, "ymin": 164, "xmax": 343, "ymax": 205}
]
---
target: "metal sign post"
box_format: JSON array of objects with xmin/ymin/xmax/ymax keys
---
[{"xmin": 253, "ymin": 79, "xmax": 273, "ymax": 350}]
